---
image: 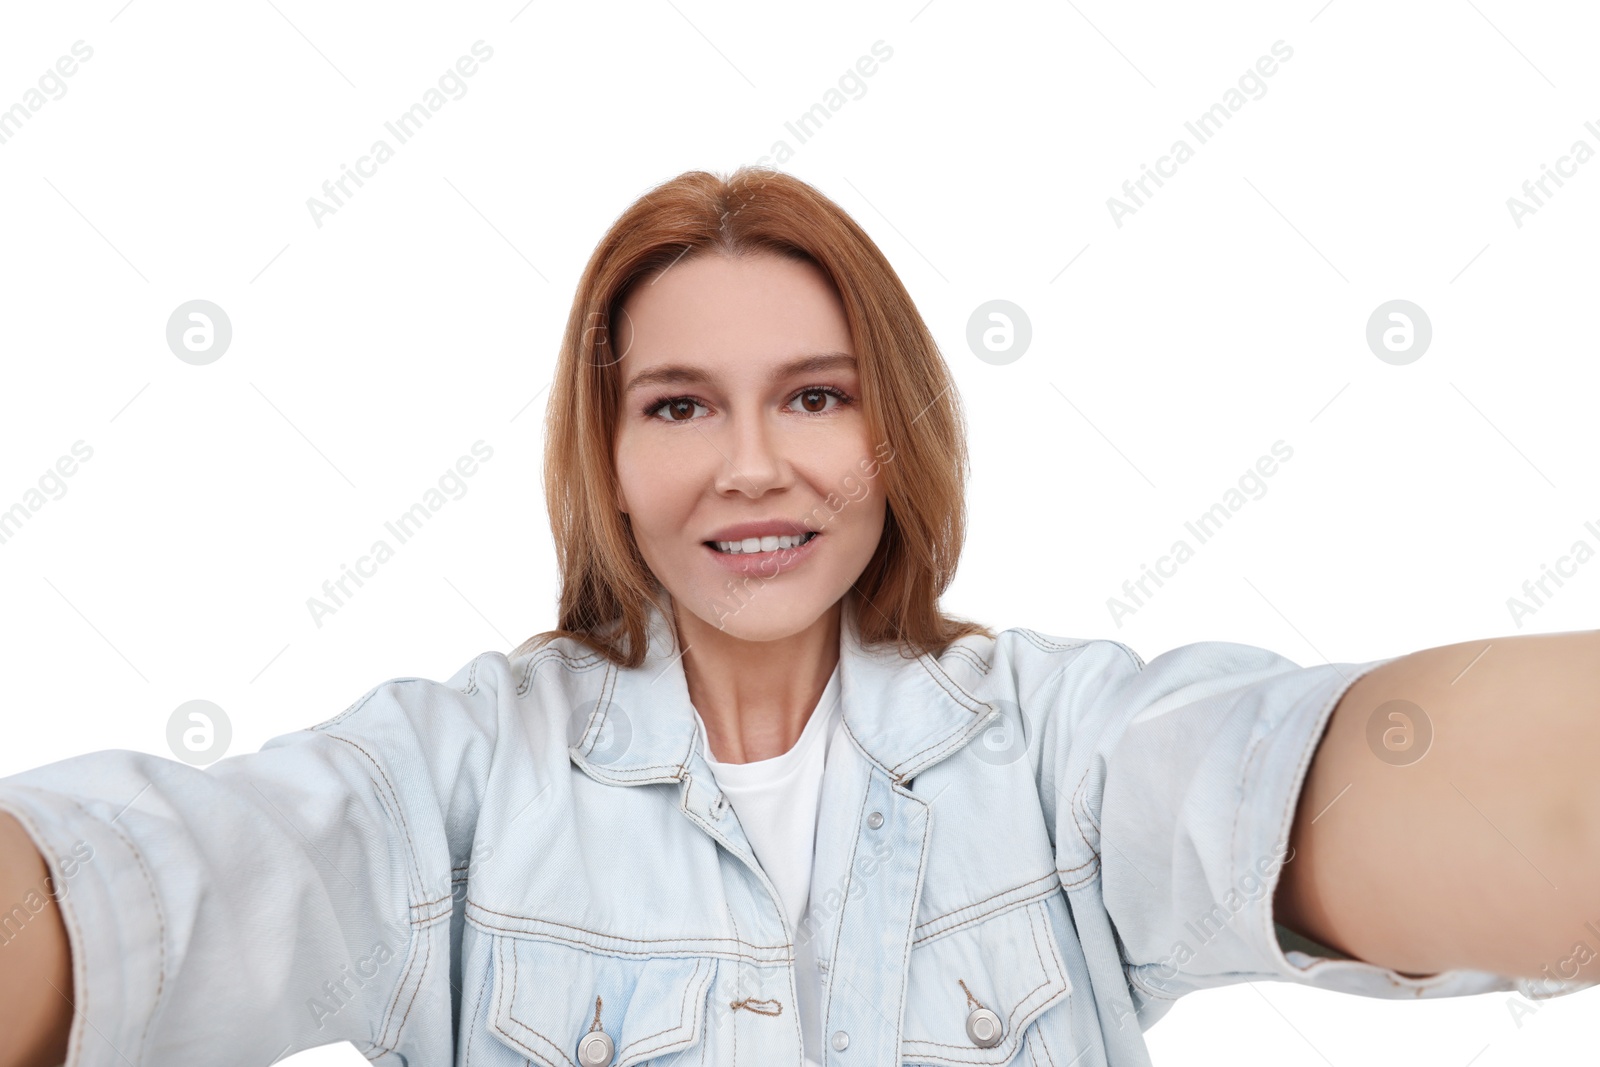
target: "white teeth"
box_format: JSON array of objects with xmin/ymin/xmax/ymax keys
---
[{"xmin": 712, "ymin": 532, "xmax": 815, "ymax": 554}]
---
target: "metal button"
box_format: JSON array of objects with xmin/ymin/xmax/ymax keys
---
[
  {"xmin": 866, "ymin": 811, "xmax": 884, "ymax": 829},
  {"xmin": 966, "ymin": 1007, "xmax": 1003, "ymax": 1047},
  {"xmin": 577, "ymin": 1030, "xmax": 615, "ymax": 1066},
  {"xmin": 830, "ymin": 1029, "xmax": 850, "ymax": 1051}
]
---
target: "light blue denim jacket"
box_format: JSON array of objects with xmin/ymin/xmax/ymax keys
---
[{"xmin": 0, "ymin": 598, "xmax": 1582, "ymax": 1067}]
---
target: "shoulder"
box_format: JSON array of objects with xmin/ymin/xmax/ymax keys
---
[
  {"xmin": 930, "ymin": 625, "xmax": 1146, "ymax": 703},
  {"xmin": 288, "ymin": 639, "xmax": 602, "ymax": 765}
]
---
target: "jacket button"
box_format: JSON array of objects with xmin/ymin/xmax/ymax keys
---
[
  {"xmin": 577, "ymin": 1030, "xmax": 615, "ymax": 1066},
  {"xmin": 966, "ymin": 1007, "xmax": 1003, "ymax": 1048},
  {"xmin": 866, "ymin": 811, "xmax": 884, "ymax": 829},
  {"xmin": 830, "ymin": 1029, "xmax": 850, "ymax": 1051}
]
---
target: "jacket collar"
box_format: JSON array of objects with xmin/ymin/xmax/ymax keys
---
[{"xmin": 569, "ymin": 593, "xmax": 991, "ymax": 787}]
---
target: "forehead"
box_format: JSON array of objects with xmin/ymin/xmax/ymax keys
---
[{"xmin": 614, "ymin": 253, "xmax": 852, "ymax": 369}]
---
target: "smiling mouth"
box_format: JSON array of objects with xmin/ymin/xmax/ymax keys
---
[{"xmin": 704, "ymin": 531, "xmax": 820, "ymax": 555}]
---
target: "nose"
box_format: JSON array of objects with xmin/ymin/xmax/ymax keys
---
[{"xmin": 711, "ymin": 409, "xmax": 787, "ymax": 498}]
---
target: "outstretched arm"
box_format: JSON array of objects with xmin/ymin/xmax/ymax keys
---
[
  {"xmin": 0, "ymin": 811, "xmax": 73, "ymax": 1067},
  {"xmin": 1275, "ymin": 629, "xmax": 1600, "ymax": 988}
]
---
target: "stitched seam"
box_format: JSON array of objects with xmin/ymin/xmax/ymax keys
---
[
  {"xmin": 312, "ymin": 679, "xmax": 400, "ymax": 732},
  {"xmin": 1056, "ymin": 851, "xmax": 1097, "ymax": 876},
  {"xmin": 1012, "ymin": 630, "xmax": 1093, "ymax": 655},
  {"xmin": 946, "ymin": 646, "xmax": 990, "ymax": 672},
  {"xmin": 493, "ymin": 937, "xmax": 511, "ymax": 1054},
  {"xmin": 838, "ymin": 716, "xmax": 895, "ymax": 780},
  {"xmin": 726, "ymin": 893, "xmax": 741, "ymax": 1067},
  {"xmin": 10, "ymin": 799, "xmax": 93, "ymax": 1066},
  {"xmin": 465, "ymin": 944, "xmax": 489, "ymax": 1067},
  {"xmin": 505, "ymin": 934, "xmax": 577, "ymax": 1067},
  {"xmin": 515, "ymin": 645, "xmax": 607, "ymax": 695},
  {"xmin": 1033, "ymin": 1003, "xmax": 1059, "ymax": 1067},
  {"xmin": 466, "ymin": 916, "xmax": 785, "ymax": 964},
  {"xmin": 1103, "ymin": 638, "xmax": 1145, "ymax": 671},
  {"xmin": 383, "ymin": 902, "xmax": 433, "ymax": 1050},
  {"xmin": 1073, "ymin": 760, "xmax": 1102, "ymax": 839},
  {"xmin": 914, "ymin": 654, "xmax": 989, "ymax": 716},
  {"xmin": 892, "ymin": 785, "xmax": 934, "ymax": 1064},
  {"xmin": 823, "ymin": 772, "xmax": 874, "ymax": 1020},
  {"xmin": 324, "ymin": 735, "xmax": 423, "ymax": 897},
  {"xmin": 915, "ymin": 871, "xmax": 1060, "ymax": 929},
  {"xmin": 371, "ymin": 885, "xmax": 425, "ymax": 1053},
  {"xmin": 466, "ymin": 902, "xmax": 788, "ymax": 950},
  {"xmin": 912, "ymin": 882, "xmax": 1063, "ymax": 946},
  {"xmin": 1067, "ymin": 765, "xmax": 1099, "ymax": 854},
  {"xmin": 1124, "ymin": 966, "xmax": 1183, "ymax": 1001},
  {"xmin": 64, "ymin": 797, "xmax": 166, "ymax": 1063},
  {"xmin": 943, "ymin": 646, "xmax": 992, "ymax": 674},
  {"xmin": 891, "ymin": 723, "xmax": 983, "ymax": 781},
  {"xmin": 904, "ymin": 904, "xmax": 1055, "ymax": 1057},
  {"xmin": 1231, "ymin": 659, "xmax": 1392, "ymax": 985},
  {"xmin": 321, "ymin": 733, "xmax": 429, "ymax": 1046},
  {"xmin": 1057, "ymin": 856, "xmax": 1102, "ymax": 889},
  {"xmin": 617, "ymin": 957, "xmax": 708, "ymax": 1061},
  {"xmin": 584, "ymin": 659, "xmax": 621, "ymax": 756},
  {"xmin": 410, "ymin": 903, "xmax": 454, "ymax": 926}
]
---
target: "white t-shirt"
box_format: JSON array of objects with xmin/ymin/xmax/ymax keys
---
[{"xmin": 691, "ymin": 667, "xmax": 845, "ymax": 1067}]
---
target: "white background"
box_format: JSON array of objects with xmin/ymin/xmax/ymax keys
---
[{"xmin": 2, "ymin": 0, "xmax": 1598, "ymax": 1063}]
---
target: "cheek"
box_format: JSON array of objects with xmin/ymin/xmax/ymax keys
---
[{"xmin": 616, "ymin": 435, "xmax": 693, "ymax": 522}]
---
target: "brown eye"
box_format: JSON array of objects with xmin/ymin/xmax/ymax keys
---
[
  {"xmin": 646, "ymin": 396, "xmax": 708, "ymax": 422},
  {"xmin": 789, "ymin": 387, "xmax": 849, "ymax": 415}
]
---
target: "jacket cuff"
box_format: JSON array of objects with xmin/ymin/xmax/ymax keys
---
[{"xmin": 0, "ymin": 780, "xmax": 166, "ymax": 1067}]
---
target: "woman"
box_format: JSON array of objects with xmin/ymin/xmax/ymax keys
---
[{"xmin": 1, "ymin": 167, "xmax": 1595, "ymax": 1067}]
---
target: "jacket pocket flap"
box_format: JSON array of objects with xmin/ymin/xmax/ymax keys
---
[
  {"xmin": 488, "ymin": 934, "xmax": 718, "ymax": 1067},
  {"xmin": 900, "ymin": 898, "xmax": 1073, "ymax": 1065}
]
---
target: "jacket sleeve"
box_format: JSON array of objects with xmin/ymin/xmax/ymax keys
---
[
  {"xmin": 0, "ymin": 651, "xmax": 509, "ymax": 1067},
  {"xmin": 1035, "ymin": 637, "xmax": 1596, "ymax": 1032}
]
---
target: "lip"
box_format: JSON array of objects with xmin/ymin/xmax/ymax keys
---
[
  {"xmin": 702, "ymin": 530, "xmax": 822, "ymax": 576},
  {"xmin": 704, "ymin": 519, "xmax": 817, "ymax": 543}
]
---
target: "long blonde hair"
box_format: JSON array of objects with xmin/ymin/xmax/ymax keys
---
[{"xmin": 513, "ymin": 166, "xmax": 992, "ymax": 668}]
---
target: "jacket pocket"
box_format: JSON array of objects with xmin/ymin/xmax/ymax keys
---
[
  {"xmin": 900, "ymin": 896, "xmax": 1074, "ymax": 1066},
  {"xmin": 484, "ymin": 934, "xmax": 719, "ymax": 1067}
]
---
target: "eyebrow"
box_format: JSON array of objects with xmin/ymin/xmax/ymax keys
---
[{"xmin": 622, "ymin": 352, "xmax": 857, "ymax": 395}]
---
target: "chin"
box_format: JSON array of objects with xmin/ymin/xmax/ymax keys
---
[{"xmin": 684, "ymin": 584, "xmax": 835, "ymax": 643}]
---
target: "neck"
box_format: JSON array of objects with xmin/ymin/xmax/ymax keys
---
[{"xmin": 673, "ymin": 598, "xmax": 844, "ymax": 765}]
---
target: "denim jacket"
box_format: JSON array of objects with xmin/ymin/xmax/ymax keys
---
[{"xmin": 0, "ymin": 598, "xmax": 1577, "ymax": 1067}]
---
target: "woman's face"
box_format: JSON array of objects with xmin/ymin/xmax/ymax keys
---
[{"xmin": 613, "ymin": 252, "xmax": 888, "ymax": 642}]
